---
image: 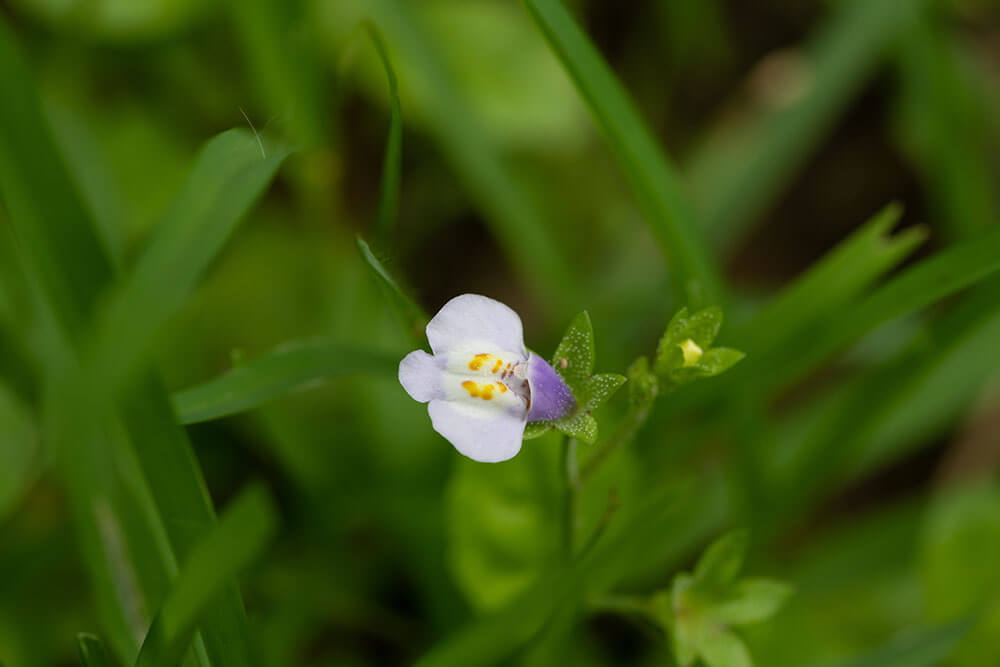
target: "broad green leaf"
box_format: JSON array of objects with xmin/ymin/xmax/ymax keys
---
[
  {"xmin": 356, "ymin": 237, "xmax": 428, "ymax": 341},
  {"xmin": 522, "ymin": 0, "xmax": 724, "ymax": 307},
  {"xmin": 172, "ymin": 339, "xmax": 398, "ymax": 424},
  {"xmin": 711, "ymin": 578, "xmax": 794, "ymax": 625},
  {"xmin": 697, "ymin": 630, "xmax": 752, "ymax": 667},
  {"xmin": 77, "ymin": 634, "xmax": 114, "ymax": 667},
  {"xmin": 694, "ymin": 530, "xmax": 749, "ymax": 592},
  {"xmin": 135, "ymin": 484, "xmax": 278, "ymax": 667},
  {"xmin": 688, "ymin": 0, "xmax": 933, "ymax": 246},
  {"xmin": 445, "ymin": 445, "xmax": 561, "ymax": 611},
  {"xmin": 85, "ymin": 128, "xmax": 290, "ymax": 397},
  {"xmin": 822, "ymin": 619, "xmax": 970, "ymax": 667},
  {"xmin": 550, "ymin": 311, "xmax": 594, "ymax": 396}
]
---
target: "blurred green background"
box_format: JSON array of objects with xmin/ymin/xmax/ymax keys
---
[{"xmin": 1, "ymin": 0, "xmax": 1000, "ymax": 665}]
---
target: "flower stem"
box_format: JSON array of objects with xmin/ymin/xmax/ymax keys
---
[{"xmin": 561, "ymin": 436, "xmax": 579, "ymax": 558}]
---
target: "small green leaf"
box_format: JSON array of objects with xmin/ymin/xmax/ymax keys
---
[
  {"xmin": 523, "ymin": 422, "xmax": 552, "ymax": 440},
  {"xmin": 550, "ymin": 311, "xmax": 595, "ymax": 396},
  {"xmin": 553, "ymin": 412, "xmax": 598, "ymax": 444},
  {"xmin": 710, "ymin": 578, "xmax": 794, "ymax": 625},
  {"xmin": 654, "ymin": 306, "xmax": 725, "ymax": 376},
  {"xmin": 697, "ymin": 629, "xmax": 752, "ymax": 667},
  {"xmin": 77, "ymin": 634, "xmax": 114, "ymax": 667},
  {"xmin": 696, "ymin": 348, "xmax": 745, "ymax": 376},
  {"xmin": 694, "ymin": 530, "xmax": 749, "ymax": 592},
  {"xmin": 582, "ymin": 373, "xmax": 627, "ymax": 411}
]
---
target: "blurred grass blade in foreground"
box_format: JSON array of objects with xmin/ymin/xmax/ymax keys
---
[
  {"xmin": 173, "ymin": 339, "xmax": 398, "ymax": 424},
  {"xmin": 822, "ymin": 618, "xmax": 970, "ymax": 667},
  {"xmin": 522, "ymin": 0, "xmax": 723, "ymax": 308},
  {"xmin": 135, "ymin": 484, "xmax": 278, "ymax": 667}
]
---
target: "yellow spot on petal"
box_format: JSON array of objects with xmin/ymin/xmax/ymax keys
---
[
  {"xmin": 468, "ymin": 353, "xmax": 491, "ymax": 371},
  {"xmin": 678, "ymin": 339, "xmax": 703, "ymax": 367},
  {"xmin": 481, "ymin": 384, "xmax": 495, "ymax": 400},
  {"xmin": 498, "ymin": 384, "xmax": 508, "ymax": 393},
  {"xmin": 492, "ymin": 359, "xmax": 503, "ymax": 373},
  {"xmin": 462, "ymin": 380, "xmax": 479, "ymax": 396}
]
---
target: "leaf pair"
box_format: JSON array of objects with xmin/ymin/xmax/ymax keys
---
[
  {"xmin": 652, "ymin": 530, "xmax": 793, "ymax": 667},
  {"xmin": 654, "ymin": 307, "xmax": 745, "ymax": 386},
  {"xmin": 524, "ymin": 312, "xmax": 626, "ymax": 443}
]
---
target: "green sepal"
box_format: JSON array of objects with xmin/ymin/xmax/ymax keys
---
[
  {"xmin": 524, "ymin": 311, "xmax": 625, "ymax": 444},
  {"xmin": 654, "ymin": 306, "xmax": 744, "ymax": 384},
  {"xmin": 549, "ymin": 311, "xmax": 595, "ymax": 397}
]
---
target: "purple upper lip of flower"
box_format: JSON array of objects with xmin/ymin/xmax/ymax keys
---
[{"xmin": 398, "ymin": 294, "xmax": 575, "ymax": 462}]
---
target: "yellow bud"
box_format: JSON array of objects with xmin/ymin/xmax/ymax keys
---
[{"xmin": 678, "ymin": 339, "xmax": 703, "ymax": 367}]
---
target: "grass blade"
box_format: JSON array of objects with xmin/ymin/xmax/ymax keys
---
[
  {"xmin": 775, "ymin": 224, "xmax": 1000, "ymax": 393},
  {"xmin": 360, "ymin": 22, "xmax": 403, "ymax": 245},
  {"xmin": 688, "ymin": 0, "xmax": 932, "ymax": 246},
  {"xmin": 739, "ymin": 203, "xmax": 926, "ymax": 353},
  {"xmin": 0, "ymin": 22, "xmax": 259, "ymax": 666},
  {"xmin": 361, "ymin": 0, "xmax": 580, "ymax": 314},
  {"xmin": 522, "ymin": 0, "xmax": 723, "ymax": 307},
  {"xmin": 135, "ymin": 484, "xmax": 278, "ymax": 667},
  {"xmin": 78, "ymin": 634, "xmax": 115, "ymax": 667},
  {"xmin": 820, "ymin": 619, "xmax": 969, "ymax": 667},
  {"xmin": 87, "ymin": 129, "xmax": 290, "ymax": 398},
  {"xmin": 356, "ymin": 236, "xmax": 428, "ymax": 341},
  {"xmin": 172, "ymin": 339, "xmax": 398, "ymax": 424}
]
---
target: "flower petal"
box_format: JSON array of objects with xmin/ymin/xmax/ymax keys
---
[
  {"xmin": 398, "ymin": 350, "xmax": 444, "ymax": 403},
  {"xmin": 426, "ymin": 294, "xmax": 526, "ymax": 356},
  {"xmin": 427, "ymin": 399, "xmax": 525, "ymax": 462},
  {"xmin": 526, "ymin": 353, "xmax": 576, "ymax": 421}
]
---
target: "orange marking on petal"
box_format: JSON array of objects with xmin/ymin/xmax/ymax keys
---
[
  {"xmin": 492, "ymin": 359, "xmax": 503, "ymax": 373},
  {"xmin": 498, "ymin": 384, "xmax": 508, "ymax": 393},
  {"xmin": 481, "ymin": 384, "xmax": 495, "ymax": 400},
  {"xmin": 462, "ymin": 380, "xmax": 479, "ymax": 397},
  {"xmin": 468, "ymin": 353, "xmax": 491, "ymax": 371}
]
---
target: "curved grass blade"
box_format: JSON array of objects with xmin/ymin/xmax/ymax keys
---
[
  {"xmin": 360, "ymin": 0, "xmax": 580, "ymax": 314},
  {"xmin": 173, "ymin": 339, "xmax": 398, "ymax": 424},
  {"xmin": 773, "ymin": 223, "xmax": 1000, "ymax": 393},
  {"xmin": 739, "ymin": 203, "xmax": 926, "ymax": 353},
  {"xmin": 78, "ymin": 634, "xmax": 115, "ymax": 667},
  {"xmin": 86, "ymin": 129, "xmax": 290, "ymax": 399},
  {"xmin": 356, "ymin": 236, "xmax": 428, "ymax": 341},
  {"xmin": 363, "ymin": 22, "xmax": 402, "ymax": 245},
  {"xmin": 821, "ymin": 618, "xmax": 970, "ymax": 667},
  {"xmin": 0, "ymin": 22, "xmax": 262, "ymax": 666},
  {"xmin": 522, "ymin": 0, "xmax": 723, "ymax": 307},
  {"xmin": 688, "ymin": 0, "xmax": 933, "ymax": 247},
  {"xmin": 135, "ymin": 484, "xmax": 278, "ymax": 667}
]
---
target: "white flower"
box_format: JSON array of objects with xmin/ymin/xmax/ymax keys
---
[{"xmin": 399, "ymin": 294, "xmax": 575, "ymax": 462}]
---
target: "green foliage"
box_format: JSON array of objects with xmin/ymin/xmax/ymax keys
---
[
  {"xmin": 77, "ymin": 634, "xmax": 115, "ymax": 667},
  {"xmin": 522, "ymin": 0, "xmax": 723, "ymax": 307},
  {"xmin": 172, "ymin": 339, "xmax": 398, "ymax": 423},
  {"xmin": 523, "ymin": 312, "xmax": 625, "ymax": 444},
  {"xmin": 654, "ymin": 531, "xmax": 793, "ymax": 667},
  {"xmin": 655, "ymin": 307, "xmax": 745, "ymax": 385},
  {"xmin": 135, "ymin": 484, "xmax": 278, "ymax": 667}
]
